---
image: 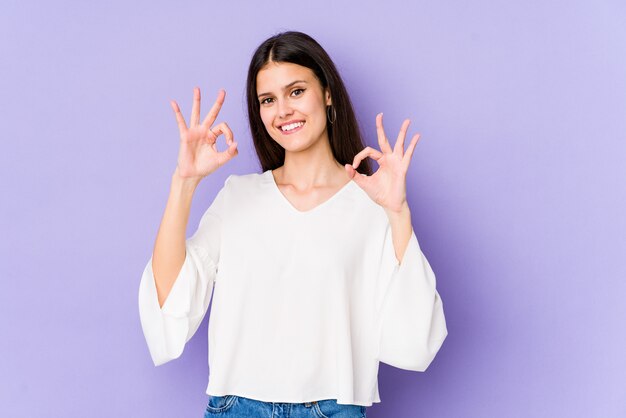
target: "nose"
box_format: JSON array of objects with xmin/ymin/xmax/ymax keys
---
[{"xmin": 277, "ymin": 98, "xmax": 294, "ymax": 119}]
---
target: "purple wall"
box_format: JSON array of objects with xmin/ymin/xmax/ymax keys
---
[{"xmin": 1, "ymin": 1, "xmax": 624, "ymax": 417}]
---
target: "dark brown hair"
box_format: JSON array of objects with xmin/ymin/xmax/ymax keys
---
[{"xmin": 246, "ymin": 31, "xmax": 373, "ymax": 176}]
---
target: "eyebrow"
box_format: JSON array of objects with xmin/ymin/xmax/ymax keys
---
[{"xmin": 257, "ymin": 80, "xmax": 308, "ymax": 98}]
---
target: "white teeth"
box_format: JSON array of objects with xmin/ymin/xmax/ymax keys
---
[{"xmin": 280, "ymin": 121, "xmax": 304, "ymax": 131}]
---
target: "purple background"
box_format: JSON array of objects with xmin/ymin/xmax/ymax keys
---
[{"xmin": 1, "ymin": 1, "xmax": 625, "ymax": 417}]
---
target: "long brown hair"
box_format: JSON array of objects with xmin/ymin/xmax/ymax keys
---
[{"xmin": 245, "ymin": 31, "xmax": 373, "ymax": 176}]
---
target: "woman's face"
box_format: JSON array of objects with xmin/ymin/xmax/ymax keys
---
[{"xmin": 256, "ymin": 61, "xmax": 331, "ymax": 152}]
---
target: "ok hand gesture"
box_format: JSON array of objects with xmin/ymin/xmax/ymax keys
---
[
  {"xmin": 345, "ymin": 113, "xmax": 420, "ymax": 213},
  {"xmin": 171, "ymin": 88, "xmax": 238, "ymax": 180}
]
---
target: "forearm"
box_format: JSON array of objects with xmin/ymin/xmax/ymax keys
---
[
  {"xmin": 152, "ymin": 167, "xmax": 202, "ymax": 308},
  {"xmin": 384, "ymin": 201, "xmax": 413, "ymax": 265}
]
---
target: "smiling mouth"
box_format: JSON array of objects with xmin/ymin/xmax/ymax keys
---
[{"xmin": 279, "ymin": 121, "xmax": 305, "ymax": 134}]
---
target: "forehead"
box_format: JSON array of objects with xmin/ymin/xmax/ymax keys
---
[{"xmin": 256, "ymin": 62, "xmax": 317, "ymax": 92}]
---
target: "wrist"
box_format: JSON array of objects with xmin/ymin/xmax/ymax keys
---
[
  {"xmin": 384, "ymin": 200, "xmax": 411, "ymax": 217},
  {"xmin": 171, "ymin": 166, "xmax": 202, "ymax": 193}
]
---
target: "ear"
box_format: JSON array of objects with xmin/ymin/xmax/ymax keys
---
[{"xmin": 325, "ymin": 88, "xmax": 332, "ymax": 106}]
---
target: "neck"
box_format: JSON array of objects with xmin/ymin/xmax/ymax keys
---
[{"xmin": 276, "ymin": 135, "xmax": 348, "ymax": 189}]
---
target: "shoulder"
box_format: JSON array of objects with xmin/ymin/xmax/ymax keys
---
[
  {"xmin": 348, "ymin": 180, "xmax": 388, "ymax": 215},
  {"xmin": 224, "ymin": 170, "xmax": 268, "ymax": 189},
  {"xmin": 204, "ymin": 171, "xmax": 267, "ymax": 217},
  {"xmin": 219, "ymin": 170, "xmax": 274, "ymax": 199}
]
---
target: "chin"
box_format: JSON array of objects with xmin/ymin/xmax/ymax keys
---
[
  {"xmin": 274, "ymin": 137, "xmax": 314, "ymax": 152},
  {"xmin": 269, "ymin": 123, "xmax": 327, "ymax": 151}
]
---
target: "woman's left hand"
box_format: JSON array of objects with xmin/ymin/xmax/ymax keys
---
[{"xmin": 345, "ymin": 113, "xmax": 421, "ymax": 213}]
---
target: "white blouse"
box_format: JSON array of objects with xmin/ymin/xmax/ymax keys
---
[{"xmin": 138, "ymin": 170, "xmax": 447, "ymax": 407}]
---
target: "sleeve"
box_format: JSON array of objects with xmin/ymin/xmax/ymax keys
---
[
  {"xmin": 137, "ymin": 175, "xmax": 232, "ymax": 366},
  {"xmin": 373, "ymin": 223, "xmax": 448, "ymax": 371}
]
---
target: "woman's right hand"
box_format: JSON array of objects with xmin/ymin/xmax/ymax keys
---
[{"xmin": 170, "ymin": 87, "xmax": 238, "ymax": 180}]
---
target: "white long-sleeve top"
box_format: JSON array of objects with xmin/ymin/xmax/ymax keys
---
[{"xmin": 138, "ymin": 169, "xmax": 447, "ymax": 407}]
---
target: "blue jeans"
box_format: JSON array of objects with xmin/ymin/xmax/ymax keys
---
[{"xmin": 204, "ymin": 395, "xmax": 367, "ymax": 418}]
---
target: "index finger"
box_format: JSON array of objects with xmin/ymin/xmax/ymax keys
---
[{"xmin": 202, "ymin": 89, "xmax": 226, "ymax": 128}]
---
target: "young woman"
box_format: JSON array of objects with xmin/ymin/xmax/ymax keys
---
[{"xmin": 138, "ymin": 31, "xmax": 447, "ymax": 418}]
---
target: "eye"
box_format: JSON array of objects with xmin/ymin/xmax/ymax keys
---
[
  {"xmin": 291, "ymin": 88, "xmax": 305, "ymax": 97},
  {"xmin": 260, "ymin": 97, "xmax": 274, "ymax": 105}
]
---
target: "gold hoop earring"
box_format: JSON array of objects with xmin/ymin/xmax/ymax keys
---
[{"xmin": 327, "ymin": 105, "xmax": 336, "ymax": 124}]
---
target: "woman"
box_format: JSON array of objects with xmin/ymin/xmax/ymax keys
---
[{"xmin": 138, "ymin": 31, "xmax": 447, "ymax": 418}]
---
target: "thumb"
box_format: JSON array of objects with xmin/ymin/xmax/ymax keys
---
[
  {"xmin": 228, "ymin": 141, "xmax": 238, "ymax": 156},
  {"xmin": 344, "ymin": 163, "xmax": 355, "ymax": 179},
  {"xmin": 345, "ymin": 163, "xmax": 365, "ymax": 186}
]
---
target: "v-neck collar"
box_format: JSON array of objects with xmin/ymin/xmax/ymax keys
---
[{"xmin": 264, "ymin": 169, "xmax": 355, "ymax": 214}]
